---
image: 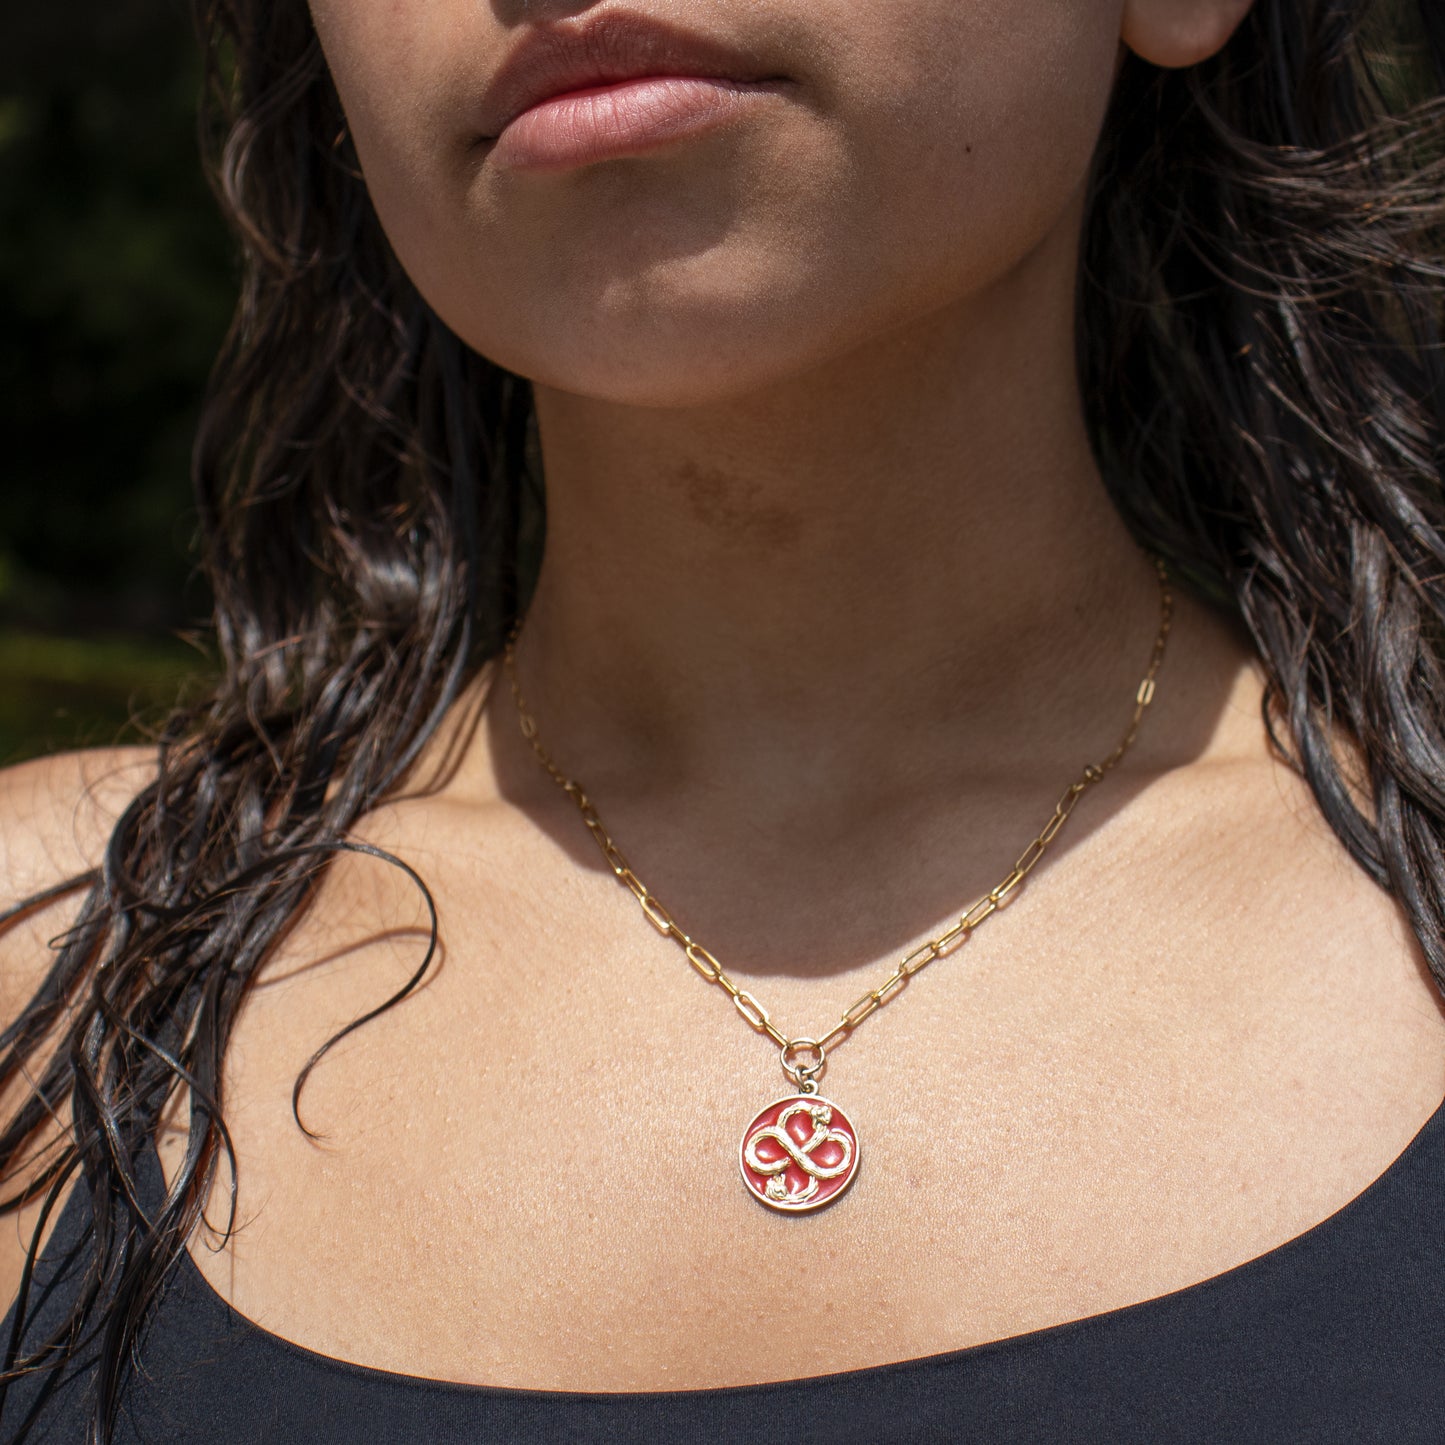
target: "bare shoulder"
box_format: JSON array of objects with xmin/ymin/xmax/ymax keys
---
[
  {"xmin": 0, "ymin": 746, "xmax": 158, "ymax": 1043},
  {"xmin": 0, "ymin": 746, "xmax": 157, "ymax": 903},
  {"xmin": 0, "ymin": 747, "xmax": 157, "ymax": 1304}
]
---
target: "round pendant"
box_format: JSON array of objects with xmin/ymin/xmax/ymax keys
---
[{"xmin": 739, "ymin": 1094, "xmax": 860, "ymax": 1212}]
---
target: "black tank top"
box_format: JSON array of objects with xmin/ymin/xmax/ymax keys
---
[{"xmin": 5, "ymin": 1094, "xmax": 1445, "ymax": 1443}]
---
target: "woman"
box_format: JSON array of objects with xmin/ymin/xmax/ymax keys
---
[{"xmin": 3, "ymin": 0, "xmax": 1444, "ymax": 1439}]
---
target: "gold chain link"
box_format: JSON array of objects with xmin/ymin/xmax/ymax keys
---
[{"xmin": 503, "ymin": 556, "xmax": 1173, "ymax": 1086}]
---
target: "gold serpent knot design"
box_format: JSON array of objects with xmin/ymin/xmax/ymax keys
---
[{"xmin": 743, "ymin": 1101, "xmax": 854, "ymax": 1207}]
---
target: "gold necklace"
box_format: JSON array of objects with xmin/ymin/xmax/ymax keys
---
[{"xmin": 502, "ymin": 556, "xmax": 1174, "ymax": 1213}]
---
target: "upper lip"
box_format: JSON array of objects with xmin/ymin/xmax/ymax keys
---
[{"xmin": 477, "ymin": 10, "xmax": 783, "ymax": 141}]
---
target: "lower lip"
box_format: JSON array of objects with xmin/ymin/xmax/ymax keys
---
[{"xmin": 489, "ymin": 75, "xmax": 782, "ymax": 172}]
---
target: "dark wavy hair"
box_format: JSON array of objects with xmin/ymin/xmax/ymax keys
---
[{"xmin": 2, "ymin": 0, "xmax": 1444, "ymax": 1439}]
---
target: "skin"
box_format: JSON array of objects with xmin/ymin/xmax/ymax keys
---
[{"xmin": 5, "ymin": 0, "xmax": 1445, "ymax": 1393}]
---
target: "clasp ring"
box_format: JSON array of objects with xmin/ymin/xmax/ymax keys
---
[{"xmin": 781, "ymin": 1037, "xmax": 826, "ymax": 1094}]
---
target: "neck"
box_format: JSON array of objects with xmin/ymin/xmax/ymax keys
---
[{"xmin": 496, "ymin": 204, "xmax": 1173, "ymax": 817}]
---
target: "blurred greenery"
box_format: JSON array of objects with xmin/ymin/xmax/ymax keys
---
[
  {"xmin": 0, "ymin": 0, "xmax": 233, "ymax": 763},
  {"xmin": 0, "ymin": 630, "xmax": 201, "ymax": 766}
]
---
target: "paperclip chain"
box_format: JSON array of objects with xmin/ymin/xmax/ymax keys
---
[{"xmin": 503, "ymin": 556, "xmax": 1173, "ymax": 1090}]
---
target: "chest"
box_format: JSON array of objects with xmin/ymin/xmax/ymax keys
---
[{"xmin": 162, "ymin": 770, "xmax": 1445, "ymax": 1390}]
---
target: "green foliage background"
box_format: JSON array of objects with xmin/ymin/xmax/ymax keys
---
[{"xmin": 0, "ymin": 2, "xmax": 231, "ymax": 764}]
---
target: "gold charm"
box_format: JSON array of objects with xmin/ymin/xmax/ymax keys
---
[{"xmin": 740, "ymin": 1094, "xmax": 859, "ymax": 1212}]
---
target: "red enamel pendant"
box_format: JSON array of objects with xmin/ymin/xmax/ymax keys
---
[{"xmin": 739, "ymin": 1094, "xmax": 860, "ymax": 1212}]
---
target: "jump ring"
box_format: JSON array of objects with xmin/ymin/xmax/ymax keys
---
[{"xmin": 781, "ymin": 1037, "xmax": 827, "ymax": 1088}]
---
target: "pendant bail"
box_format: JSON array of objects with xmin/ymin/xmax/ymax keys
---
[{"xmin": 781, "ymin": 1036, "xmax": 826, "ymax": 1092}]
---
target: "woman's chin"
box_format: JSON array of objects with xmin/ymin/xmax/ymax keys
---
[
  {"xmin": 516, "ymin": 351, "xmax": 808, "ymax": 409},
  {"xmin": 467, "ymin": 306, "xmax": 851, "ymax": 408}
]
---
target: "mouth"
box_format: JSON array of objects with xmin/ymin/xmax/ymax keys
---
[{"xmin": 477, "ymin": 10, "xmax": 791, "ymax": 170}]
